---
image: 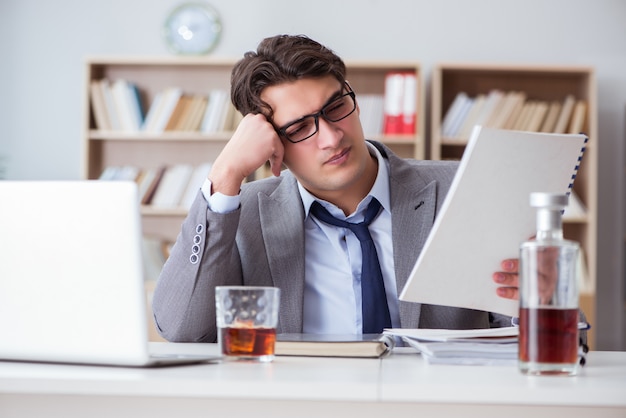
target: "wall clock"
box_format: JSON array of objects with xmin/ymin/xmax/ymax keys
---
[{"xmin": 163, "ymin": 2, "xmax": 222, "ymax": 55}]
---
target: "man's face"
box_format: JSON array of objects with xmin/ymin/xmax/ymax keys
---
[{"xmin": 261, "ymin": 76, "xmax": 374, "ymax": 204}]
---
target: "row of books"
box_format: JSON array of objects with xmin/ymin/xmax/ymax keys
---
[
  {"xmin": 358, "ymin": 94, "xmax": 385, "ymax": 137},
  {"xmin": 383, "ymin": 71, "xmax": 418, "ymax": 135},
  {"xmin": 351, "ymin": 72, "xmax": 418, "ymax": 138},
  {"xmin": 89, "ymin": 78, "xmax": 242, "ymax": 134},
  {"xmin": 441, "ymin": 90, "xmax": 587, "ymax": 140},
  {"xmin": 90, "ymin": 74, "xmax": 417, "ymax": 138},
  {"xmin": 99, "ymin": 163, "xmax": 212, "ymax": 209}
]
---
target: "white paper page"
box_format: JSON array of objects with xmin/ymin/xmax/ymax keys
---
[
  {"xmin": 399, "ymin": 126, "xmax": 587, "ymax": 317},
  {"xmin": 385, "ymin": 326, "xmax": 519, "ymax": 342}
]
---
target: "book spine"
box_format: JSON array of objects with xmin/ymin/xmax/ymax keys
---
[
  {"xmin": 357, "ymin": 94, "xmax": 384, "ymax": 137},
  {"xmin": 568, "ymin": 100, "xmax": 587, "ymax": 134},
  {"xmin": 383, "ymin": 72, "xmax": 405, "ymax": 135},
  {"xmin": 401, "ymin": 73, "xmax": 417, "ymax": 135},
  {"xmin": 553, "ymin": 94, "xmax": 576, "ymax": 134},
  {"xmin": 141, "ymin": 166, "xmax": 166, "ymax": 205},
  {"xmin": 111, "ymin": 79, "xmax": 139, "ymax": 132},
  {"xmin": 153, "ymin": 88, "xmax": 183, "ymax": 133},
  {"xmin": 446, "ymin": 96, "xmax": 473, "ymax": 139},
  {"xmin": 89, "ymin": 80, "xmax": 111, "ymax": 130},
  {"xmin": 128, "ymin": 82, "xmax": 145, "ymax": 129},
  {"xmin": 441, "ymin": 92, "xmax": 468, "ymax": 138},
  {"xmin": 100, "ymin": 79, "xmax": 121, "ymax": 130}
]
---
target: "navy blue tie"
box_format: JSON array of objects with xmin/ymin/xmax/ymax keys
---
[{"xmin": 310, "ymin": 198, "xmax": 392, "ymax": 333}]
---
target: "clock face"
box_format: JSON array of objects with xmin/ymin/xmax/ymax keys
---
[{"xmin": 163, "ymin": 2, "xmax": 222, "ymax": 55}]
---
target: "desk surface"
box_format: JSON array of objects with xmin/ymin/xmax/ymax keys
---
[{"xmin": 1, "ymin": 343, "xmax": 626, "ymax": 418}]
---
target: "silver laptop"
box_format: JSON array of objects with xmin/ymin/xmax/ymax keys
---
[{"xmin": 0, "ymin": 180, "xmax": 219, "ymax": 367}]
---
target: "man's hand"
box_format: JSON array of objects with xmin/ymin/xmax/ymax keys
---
[
  {"xmin": 493, "ymin": 259, "xmax": 519, "ymax": 300},
  {"xmin": 208, "ymin": 113, "xmax": 285, "ymax": 196}
]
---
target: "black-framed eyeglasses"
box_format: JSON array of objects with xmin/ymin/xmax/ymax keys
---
[{"xmin": 275, "ymin": 87, "xmax": 357, "ymax": 144}]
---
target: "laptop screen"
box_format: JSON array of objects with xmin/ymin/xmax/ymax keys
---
[{"xmin": 0, "ymin": 181, "xmax": 151, "ymax": 365}]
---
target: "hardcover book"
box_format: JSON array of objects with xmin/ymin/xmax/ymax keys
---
[{"xmin": 275, "ymin": 333, "xmax": 395, "ymax": 358}]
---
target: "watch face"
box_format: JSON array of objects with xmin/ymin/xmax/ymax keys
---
[{"xmin": 163, "ymin": 2, "xmax": 222, "ymax": 55}]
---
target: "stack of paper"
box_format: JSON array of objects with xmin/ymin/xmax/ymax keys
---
[{"xmin": 384, "ymin": 327, "xmax": 518, "ymax": 366}]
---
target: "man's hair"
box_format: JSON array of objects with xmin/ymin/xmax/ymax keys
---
[{"xmin": 230, "ymin": 34, "xmax": 346, "ymax": 120}]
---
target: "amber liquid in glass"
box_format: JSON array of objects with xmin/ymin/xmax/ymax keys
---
[
  {"xmin": 220, "ymin": 326, "xmax": 276, "ymax": 357},
  {"xmin": 519, "ymin": 307, "xmax": 579, "ymax": 365}
]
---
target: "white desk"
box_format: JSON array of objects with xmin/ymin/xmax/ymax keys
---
[{"xmin": 1, "ymin": 343, "xmax": 625, "ymax": 418}]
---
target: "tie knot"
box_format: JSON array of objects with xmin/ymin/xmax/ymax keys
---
[{"xmin": 310, "ymin": 199, "xmax": 382, "ymax": 243}]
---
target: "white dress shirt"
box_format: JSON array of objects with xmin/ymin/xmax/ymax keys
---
[{"xmin": 202, "ymin": 143, "xmax": 400, "ymax": 334}]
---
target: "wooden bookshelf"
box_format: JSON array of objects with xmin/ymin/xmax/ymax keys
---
[
  {"xmin": 430, "ymin": 63, "xmax": 598, "ymax": 347},
  {"xmin": 83, "ymin": 57, "xmax": 424, "ymax": 243}
]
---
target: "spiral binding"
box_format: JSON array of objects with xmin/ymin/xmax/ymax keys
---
[{"xmin": 564, "ymin": 135, "xmax": 588, "ymax": 211}]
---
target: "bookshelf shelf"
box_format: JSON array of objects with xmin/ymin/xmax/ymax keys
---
[
  {"xmin": 430, "ymin": 63, "xmax": 598, "ymax": 347},
  {"xmin": 140, "ymin": 206, "xmax": 188, "ymax": 216},
  {"xmin": 89, "ymin": 131, "xmax": 232, "ymax": 141}
]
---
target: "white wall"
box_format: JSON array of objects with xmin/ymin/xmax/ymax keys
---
[{"xmin": 1, "ymin": 0, "xmax": 624, "ymax": 349}]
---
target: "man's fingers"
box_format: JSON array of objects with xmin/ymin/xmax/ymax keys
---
[
  {"xmin": 496, "ymin": 287, "xmax": 519, "ymax": 300},
  {"xmin": 269, "ymin": 157, "xmax": 282, "ymax": 177},
  {"xmin": 495, "ymin": 259, "xmax": 520, "ymax": 301},
  {"xmin": 269, "ymin": 140, "xmax": 285, "ymax": 177},
  {"xmin": 493, "ymin": 272, "xmax": 518, "ymax": 286},
  {"xmin": 500, "ymin": 259, "xmax": 519, "ymax": 272}
]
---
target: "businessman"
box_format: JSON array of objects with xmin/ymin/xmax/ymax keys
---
[{"xmin": 152, "ymin": 34, "xmax": 520, "ymax": 343}]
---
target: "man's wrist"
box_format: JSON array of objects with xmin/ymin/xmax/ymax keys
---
[{"xmin": 201, "ymin": 179, "xmax": 240, "ymax": 213}]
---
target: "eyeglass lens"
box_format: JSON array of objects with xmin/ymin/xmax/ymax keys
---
[{"xmin": 282, "ymin": 92, "xmax": 355, "ymax": 143}]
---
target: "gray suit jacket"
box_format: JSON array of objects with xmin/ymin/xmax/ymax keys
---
[{"xmin": 152, "ymin": 141, "xmax": 511, "ymax": 342}]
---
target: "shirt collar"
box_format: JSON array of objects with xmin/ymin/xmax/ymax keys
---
[{"xmin": 299, "ymin": 142, "xmax": 391, "ymax": 220}]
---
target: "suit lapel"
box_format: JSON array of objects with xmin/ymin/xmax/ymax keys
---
[
  {"xmin": 258, "ymin": 175, "xmax": 306, "ymax": 333},
  {"xmin": 387, "ymin": 150, "xmax": 437, "ymax": 329}
]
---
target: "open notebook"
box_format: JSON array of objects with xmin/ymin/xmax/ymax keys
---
[{"xmin": 0, "ymin": 181, "xmax": 219, "ymax": 367}]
